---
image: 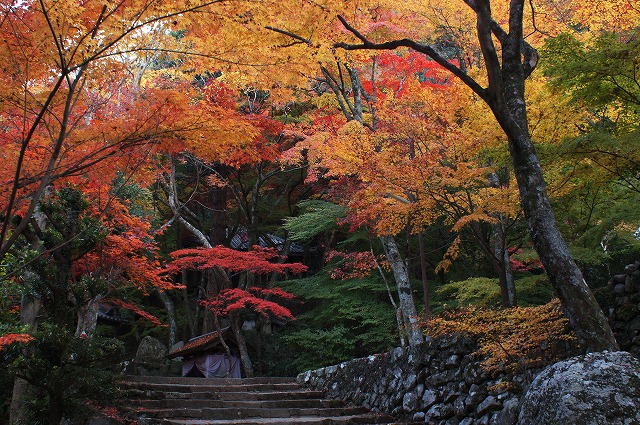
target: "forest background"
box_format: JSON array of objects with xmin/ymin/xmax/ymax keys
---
[{"xmin": 1, "ymin": 0, "xmax": 639, "ymax": 422}]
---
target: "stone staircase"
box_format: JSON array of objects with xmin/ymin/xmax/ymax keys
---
[{"xmin": 118, "ymin": 375, "xmax": 397, "ymax": 424}]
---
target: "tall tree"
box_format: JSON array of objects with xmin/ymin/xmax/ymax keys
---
[{"xmin": 333, "ymin": 1, "xmax": 618, "ymax": 351}]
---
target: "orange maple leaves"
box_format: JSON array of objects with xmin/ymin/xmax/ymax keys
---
[{"xmin": 0, "ymin": 333, "xmax": 34, "ymax": 350}]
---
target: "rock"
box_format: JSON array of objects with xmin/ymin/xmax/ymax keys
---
[
  {"xmin": 427, "ymin": 369, "xmax": 456, "ymax": 386},
  {"xmin": 133, "ymin": 336, "xmax": 168, "ymax": 374},
  {"xmin": 518, "ymin": 351, "xmax": 640, "ymax": 425},
  {"xmin": 412, "ymin": 411, "xmax": 426, "ymax": 422},
  {"xmin": 421, "ymin": 388, "xmax": 438, "ymax": 409},
  {"xmin": 426, "ymin": 403, "xmax": 453, "ymax": 420},
  {"xmin": 453, "ymin": 395, "xmax": 468, "ymax": 417},
  {"xmin": 404, "ymin": 373, "xmax": 417, "ymax": 390},
  {"xmin": 612, "ymin": 274, "xmax": 627, "ymax": 284},
  {"xmin": 496, "ymin": 397, "xmax": 519, "ymax": 425},
  {"xmin": 445, "ymin": 354, "xmax": 460, "ymax": 369},
  {"xmin": 626, "ymin": 316, "xmax": 640, "ymax": 335},
  {"xmin": 626, "ymin": 275, "xmax": 634, "ymax": 293},
  {"xmin": 476, "ymin": 395, "xmax": 500, "ymax": 416},
  {"xmin": 415, "ymin": 383, "xmax": 425, "ymax": 399},
  {"xmin": 402, "ymin": 389, "xmax": 419, "ymax": 412}
]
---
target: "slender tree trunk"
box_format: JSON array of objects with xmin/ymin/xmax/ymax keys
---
[
  {"xmin": 158, "ymin": 290, "xmax": 178, "ymax": 348},
  {"xmin": 380, "ymin": 235, "xmax": 423, "ymax": 347},
  {"xmin": 213, "ymin": 313, "xmax": 234, "ymax": 378},
  {"xmin": 231, "ymin": 313, "xmax": 254, "ymax": 377},
  {"xmin": 492, "ymin": 219, "xmax": 516, "ymax": 307},
  {"xmin": 418, "ymin": 232, "xmax": 431, "ymax": 321},
  {"xmin": 181, "ymin": 271, "xmax": 196, "ymax": 339},
  {"xmin": 372, "ymin": 247, "xmax": 407, "ymax": 346}
]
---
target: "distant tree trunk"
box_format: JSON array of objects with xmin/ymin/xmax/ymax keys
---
[
  {"xmin": 9, "ymin": 295, "xmax": 41, "ymax": 425},
  {"xmin": 418, "ymin": 232, "xmax": 431, "ymax": 321},
  {"xmin": 380, "ymin": 235, "xmax": 423, "ymax": 347},
  {"xmin": 158, "ymin": 290, "xmax": 178, "ymax": 348},
  {"xmin": 231, "ymin": 313, "xmax": 254, "ymax": 377},
  {"xmin": 492, "ymin": 218, "xmax": 516, "ymax": 307},
  {"xmin": 213, "ymin": 312, "xmax": 234, "ymax": 378},
  {"xmin": 75, "ymin": 295, "xmax": 102, "ymax": 338},
  {"xmin": 372, "ymin": 246, "xmax": 407, "ymax": 346}
]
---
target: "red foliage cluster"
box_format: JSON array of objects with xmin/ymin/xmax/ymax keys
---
[
  {"xmin": 0, "ymin": 333, "xmax": 34, "ymax": 350},
  {"xmin": 325, "ymin": 250, "xmax": 377, "ymax": 280},
  {"xmin": 200, "ymin": 287, "xmax": 296, "ymax": 320},
  {"xmin": 361, "ymin": 51, "xmax": 451, "ymax": 99},
  {"xmin": 73, "ymin": 198, "xmax": 178, "ymax": 293},
  {"xmin": 203, "ymin": 80, "xmax": 238, "ymax": 110},
  {"xmin": 166, "ymin": 245, "xmax": 308, "ymax": 275},
  {"xmin": 509, "ymin": 249, "xmax": 545, "ymax": 272},
  {"xmin": 102, "ymin": 298, "xmax": 166, "ymax": 327}
]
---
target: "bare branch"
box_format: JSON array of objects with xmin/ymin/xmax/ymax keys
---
[{"xmin": 265, "ymin": 26, "xmax": 314, "ymax": 46}]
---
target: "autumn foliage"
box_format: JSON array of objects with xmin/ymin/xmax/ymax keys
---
[
  {"xmin": 0, "ymin": 333, "xmax": 34, "ymax": 350},
  {"xmin": 425, "ymin": 300, "xmax": 576, "ymax": 376},
  {"xmin": 200, "ymin": 287, "xmax": 297, "ymax": 321},
  {"xmin": 166, "ymin": 246, "xmax": 308, "ymax": 275},
  {"xmin": 101, "ymin": 298, "xmax": 166, "ymax": 327}
]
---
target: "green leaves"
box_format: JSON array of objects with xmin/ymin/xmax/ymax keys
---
[
  {"xmin": 282, "ymin": 200, "xmax": 347, "ymax": 242},
  {"xmin": 542, "ymin": 30, "xmax": 640, "ymax": 117}
]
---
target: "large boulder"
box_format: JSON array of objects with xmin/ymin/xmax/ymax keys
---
[
  {"xmin": 518, "ymin": 351, "xmax": 640, "ymax": 425},
  {"xmin": 133, "ymin": 336, "xmax": 168, "ymax": 375}
]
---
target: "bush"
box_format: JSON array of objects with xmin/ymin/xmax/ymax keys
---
[{"xmin": 425, "ymin": 300, "xmax": 576, "ymax": 378}]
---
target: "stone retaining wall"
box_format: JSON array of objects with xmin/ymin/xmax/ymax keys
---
[
  {"xmin": 297, "ymin": 335, "xmax": 531, "ymax": 424},
  {"xmin": 608, "ymin": 259, "xmax": 640, "ymax": 357},
  {"xmin": 297, "ymin": 261, "xmax": 640, "ymax": 424}
]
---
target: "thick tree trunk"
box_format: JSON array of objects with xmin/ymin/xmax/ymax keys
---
[
  {"xmin": 380, "ymin": 235, "xmax": 423, "ymax": 347},
  {"xmin": 507, "ymin": 131, "xmax": 618, "ymax": 351},
  {"xmin": 494, "ymin": 13, "xmax": 617, "ymax": 351},
  {"xmin": 9, "ymin": 296, "xmax": 41, "ymax": 425}
]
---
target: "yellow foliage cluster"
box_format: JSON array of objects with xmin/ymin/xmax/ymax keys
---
[{"xmin": 425, "ymin": 300, "xmax": 576, "ymax": 376}]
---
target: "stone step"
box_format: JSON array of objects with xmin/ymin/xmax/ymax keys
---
[
  {"xmin": 118, "ymin": 376, "xmax": 397, "ymax": 424},
  {"xmin": 124, "ymin": 388, "xmax": 326, "ymax": 401},
  {"xmin": 121, "ymin": 375, "xmax": 296, "ymax": 385},
  {"xmin": 128, "ymin": 398, "xmax": 346, "ymax": 410},
  {"xmin": 121, "ymin": 381, "xmax": 303, "ymax": 393},
  {"xmin": 156, "ymin": 414, "xmax": 398, "ymax": 424},
  {"xmin": 127, "ymin": 406, "xmax": 370, "ymax": 420}
]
